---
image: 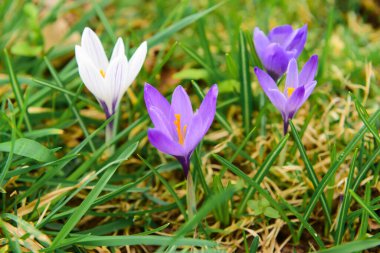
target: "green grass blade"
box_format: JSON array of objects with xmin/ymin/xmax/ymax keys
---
[
  {"xmin": 335, "ymin": 148, "xmax": 358, "ymax": 244},
  {"xmin": 315, "ymin": 239, "xmax": 380, "ymax": 253},
  {"xmin": 0, "ymin": 105, "xmax": 16, "ymax": 189},
  {"xmin": 0, "ymin": 138, "xmax": 55, "ymax": 162},
  {"xmin": 349, "ymin": 189, "xmax": 380, "ymax": 224},
  {"xmin": 179, "ymin": 42, "xmax": 220, "ymax": 81},
  {"xmin": 297, "ymin": 109, "xmax": 380, "ymax": 238},
  {"xmin": 289, "ymin": 120, "xmax": 332, "ymax": 226},
  {"xmin": 351, "ymin": 146, "xmax": 380, "ymax": 192},
  {"xmin": 168, "ymin": 187, "xmax": 234, "ymax": 246},
  {"xmin": 238, "ymin": 30, "xmax": 253, "ymax": 135},
  {"xmin": 50, "ymin": 142, "xmax": 138, "ymax": 248},
  {"xmin": 249, "ymin": 236, "xmax": 259, "ymax": 253},
  {"xmin": 4, "ymin": 49, "xmax": 32, "ymax": 131},
  {"xmin": 213, "ymin": 154, "xmax": 297, "ymax": 243},
  {"xmin": 281, "ymin": 197, "xmax": 325, "ymax": 249},
  {"xmin": 138, "ymin": 155, "xmax": 187, "ymax": 219},
  {"xmin": 352, "ymin": 93, "xmax": 380, "ymax": 143},
  {"xmin": 59, "ymin": 235, "xmax": 216, "ymax": 248},
  {"xmin": 191, "ymin": 80, "xmax": 233, "ymax": 133},
  {"xmin": 44, "ymin": 56, "xmax": 96, "ymax": 152},
  {"xmin": 147, "ymin": 2, "xmax": 225, "ymax": 47},
  {"xmin": 32, "ymin": 78, "xmax": 98, "ymax": 108},
  {"xmin": 237, "ymin": 134, "xmax": 289, "ymax": 216}
]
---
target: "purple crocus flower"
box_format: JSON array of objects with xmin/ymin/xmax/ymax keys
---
[
  {"xmin": 144, "ymin": 83, "xmax": 218, "ymax": 177},
  {"xmin": 254, "ymin": 55, "xmax": 318, "ymax": 134},
  {"xmin": 254, "ymin": 25, "xmax": 307, "ymax": 81}
]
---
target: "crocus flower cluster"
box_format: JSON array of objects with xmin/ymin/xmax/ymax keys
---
[
  {"xmin": 75, "ymin": 27, "xmax": 147, "ymax": 120},
  {"xmin": 254, "ymin": 56, "xmax": 318, "ymax": 134},
  {"xmin": 144, "ymin": 83, "xmax": 218, "ymax": 177},
  {"xmin": 254, "ymin": 25, "xmax": 307, "ymax": 81},
  {"xmin": 254, "ymin": 24, "xmax": 317, "ymax": 133},
  {"xmin": 75, "ymin": 24, "xmax": 316, "ymax": 176}
]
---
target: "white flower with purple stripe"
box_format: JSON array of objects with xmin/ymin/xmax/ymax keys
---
[{"xmin": 75, "ymin": 27, "xmax": 147, "ymax": 119}]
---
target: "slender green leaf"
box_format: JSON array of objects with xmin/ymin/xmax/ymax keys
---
[
  {"xmin": 238, "ymin": 30, "xmax": 253, "ymax": 135},
  {"xmin": 50, "ymin": 142, "xmax": 138, "ymax": 248},
  {"xmin": 349, "ymin": 189, "xmax": 380, "ymax": 224},
  {"xmin": 290, "ymin": 120, "xmax": 331, "ymax": 226},
  {"xmin": 297, "ymin": 109, "xmax": 380, "ymax": 238},
  {"xmin": 148, "ymin": 2, "xmax": 225, "ymax": 47},
  {"xmin": 0, "ymin": 138, "xmax": 55, "ymax": 162},
  {"xmin": 213, "ymin": 154, "xmax": 297, "ymax": 243},
  {"xmin": 316, "ymin": 239, "xmax": 380, "ymax": 253},
  {"xmin": 237, "ymin": 134, "xmax": 289, "ymax": 216},
  {"xmin": 335, "ymin": 148, "xmax": 358, "ymax": 244}
]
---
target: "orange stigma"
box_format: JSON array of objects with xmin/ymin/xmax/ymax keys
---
[
  {"xmin": 174, "ymin": 114, "xmax": 187, "ymax": 145},
  {"xmin": 100, "ymin": 69, "xmax": 106, "ymax": 78},
  {"xmin": 287, "ymin": 87, "xmax": 295, "ymax": 97}
]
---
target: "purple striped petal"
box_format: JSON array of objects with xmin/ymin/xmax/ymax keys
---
[
  {"xmin": 300, "ymin": 81, "xmax": 317, "ymax": 106},
  {"xmin": 299, "ymin": 55, "xmax": 318, "ymax": 86},
  {"xmin": 285, "ymin": 58, "xmax": 299, "ymax": 96},
  {"xmin": 171, "ymin": 85, "xmax": 193, "ymax": 126},
  {"xmin": 144, "ymin": 83, "xmax": 171, "ymax": 116},
  {"xmin": 267, "ymin": 89, "xmax": 287, "ymax": 114},
  {"xmin": 148, "ymin": 129, "xmax": 185, "ymax": 157},
  {"xmin": 254, "ymin": 67, "xmax": 278, "ymax": 93},
  {"xmin": 253, "ymin": 27, "xmax": 270, "ymax": 63},
  {"xmin": 197, "ymin": 84, "xmax": 218, "ymax": 135},
  {"xmin": 268, "ymin": 25, "xmax": 293, "ymax": 44},
  {"xmin": 147, "ymin": 106, "xmax": 172, "ymax": 137},
  {"xmin": 184, "ymin": 113, "xmax": 204, "ymax": 153},
  {"xmin": 286, "ymin": 24, "xmax": 307, "ymax": 58},
  {"xmin": 262, "ymin": 44, "xmax": 290, "ymax": 80},
  {"xmin": 285, "ymin": 86, "xmax": 305, "ymax": 119}
]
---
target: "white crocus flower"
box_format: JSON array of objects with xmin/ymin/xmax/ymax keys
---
[{"xmin": 75, "ymin": 27, "xmax": 147, "ymax": 118}]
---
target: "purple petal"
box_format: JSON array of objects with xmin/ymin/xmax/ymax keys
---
[
  {"xmin": 268, "ymin": 25, "xmax": 293, "ymax": 44},
  {"xmin": 254, "ymin": 67, "xmax": 278, "ymax": 93},
  {"xmin": 300, "ymin": 81, "xmax": 317, "ymax": 106},
  {"xmin": 285, "ymin": 86, "xmax": 305, "ymax": 119},
  {"xmin": 148, "ymin": 129, "xmax": 185, "ymax": 157},
  {"xmin": 184, "ymin": 113, "xmax": 205, "ymax": 154},
  {"xmin": 144, "ymin": 83, "xmax": 171, "ymax": 116},
  {"xmin": 197, "ymin": 84, "xmax": 218, "ymax": 135},
  {"xmin": 147, "ymin": 106, "xmax": 172, "ymax": 137},
  {"xmin": 267, "ymin": 89, "xmax": 287, "ymax": 114},
  {"xmin": 262, "ymin": 44, "xmax": 291, "ymax": 80},
  {"xmin": 253, "ymin": 27, "xmax": 270, "ymax": 63},
  {"xmin": 299, "ymin": 55, "xmax": 318, "ymax": 86},
  {"xmin": 285, "ymin": 58, "xmax": 299, "ymax": 95},
  {"xmin": 171, "ymin": 85, "xmax": 193, "ymax": 126},
  {"xmin": 286, "ymin": 24, "xmax": 307, "ymax": 58}
]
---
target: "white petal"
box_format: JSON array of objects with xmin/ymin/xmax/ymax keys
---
[
  {"xmin": 105, "ymin": 56, "xmax": 128, "ymax": 109},
  {"xmin": 81, "ymin": 27, "xmax": 109, "ymax": 70},
  {"xmin": 110, "ymin": 38, "xmax": 125, "ymax": 63},
  {"xmin": 75, "ymin": 45, "xmax": 106, "ymax": 100},
  {"xmin": 124, "ymin": 41, "xmax": 147, "ymax": 91}
]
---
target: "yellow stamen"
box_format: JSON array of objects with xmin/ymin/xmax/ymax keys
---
[
  {"xmin": 287, "ymin": 87, "xmax": 295, "ymax": 97},
  {"xmin": 100, "ymin": 69, "xmax": 106, "ymax": 78},
  {"xmin": 174, "ymin": 114, "xmax": 187, "ymax": 145}
]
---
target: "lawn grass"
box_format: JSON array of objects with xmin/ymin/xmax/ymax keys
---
[{"xmin": 0, "ymin": 0, "xmax": 379, "ymax": 252}]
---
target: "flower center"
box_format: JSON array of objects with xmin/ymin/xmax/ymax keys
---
[
  {"xmin": 174, "ymin": 114, "xmax": 187, "ymax": 145},
  {"xmin": 287, "ymin": 87, "xmax": 295, "ymax": 97},
  {"xmin": 100, "ymin": 69, "xmax": 106, "ymax": 78}
]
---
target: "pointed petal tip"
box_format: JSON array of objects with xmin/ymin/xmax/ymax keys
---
[
  {"xmin": 310, "ymin": 54, "xmax": 319, "ymax": 62},
  {"xmin": 210, "ymin": 84, "xmax": 219, "ymax": 95},
  {"xmin": 144, "ymin": 82, "xmax": 153, "ymax": 89}
]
